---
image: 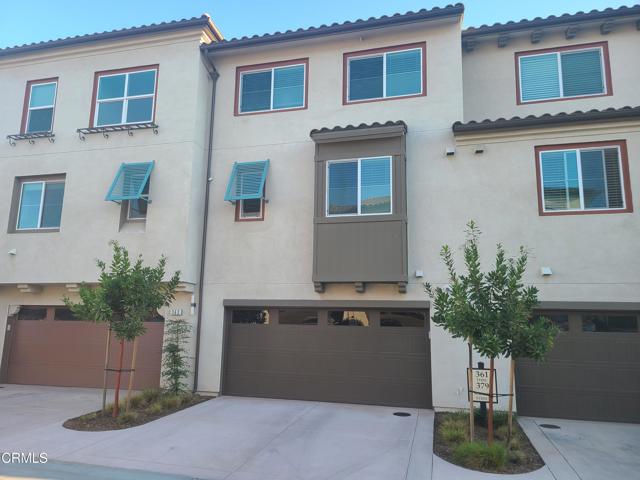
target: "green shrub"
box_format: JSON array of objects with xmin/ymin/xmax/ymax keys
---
[
  {"xmin": 179, "ymin": 391, "xmax": 195, "ymax": 406},
  {"xmin": 508, "ymin": 449, "xmax": 526, "ymax": 465},
  {"xmin": 508, "ymin": 436, "xmax": 521, "ymax": 451},
  {"xmin": 127, "ymin": 394, "xmax": 146, "ymax": 410},
  {"xmin": 147, "ymin": 401, "xmax": 163, "ymax": 415},
  {"xmin": 160, "ymin": 394, "xmax": 180, "ymax": 410},
  {"xmin": 495, "ymin": 424, "xmax": 509, "ymax": 440},
  {"xmin": 104, "ymin": 401, "xmax": 125, "ymax": 415},
  {"xmin": 141, "ymin": 389, "xmax": 162, "ymax": 404},
  {"xmin": 117, "ymin": 411, "xmax": 138, "ymax": 425},
  {"xmin": 453, "ymin": 442, "xmax": 507, "ymax": 471},
  {"xmin": 492, "ymin": 411, "xmax": 510, "ymax": 428},
  {"xmin": 440, "ymin": 415, "xmax": 468, "ymax": 444}
]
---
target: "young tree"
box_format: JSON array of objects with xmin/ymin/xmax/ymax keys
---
[
  {"xmin": 427, "ymin": 221, "xmax": 556, "ymax": 445},
  {"xmin": 65, "ymin": 241, "xmax": 180, "ymax": 417},
  {"xmin": 162, "ymin": 318, "xmax": 192, "ymax": 394}
]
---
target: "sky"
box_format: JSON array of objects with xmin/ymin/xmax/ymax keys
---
[{"xmin": 0, "ymin": 1, "xmax": 632, "ymax": 49}]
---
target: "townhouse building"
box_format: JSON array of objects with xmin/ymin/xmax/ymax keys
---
[
  {"xmin": 0, "ymin": 4, "xmax": 638, "ymax": 423},
  {"xmin": 0, "ymin": 16, "xmax": 219, "ymax": 389}
]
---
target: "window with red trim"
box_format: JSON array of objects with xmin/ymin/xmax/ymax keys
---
[{"xmin": 21, "ymin": 79, "xmax": 58, "ymax": 134}]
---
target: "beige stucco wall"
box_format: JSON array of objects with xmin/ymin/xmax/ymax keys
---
[
  {"xmin": 0, "ymin": 29, "xmax": 211, "ymax": 286},
  {"xmin": 462, "ymin": 19, "xmax": 640, "ymax": 122},
  {"xmin": 198, "ymin": 17, "xmax": 639, "ymax": 410}
]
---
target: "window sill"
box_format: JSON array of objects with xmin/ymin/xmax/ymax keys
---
[
  {"xmin": 7, "ymin": 132, "xmax": 55, "ymax": 146},
  {"xmin": 77, "ymin": 122, "xmax": 158, "ymax": 140},
  {"xmin": 539, "ymin": 207, "xmax": 633, "ymax": 216},
  {"xmin": 235, "ymin": 106, "xmax": 307, "ymax": 117},
  {"xmin": 518, "ymin": 92, "xmax": 610, "ymax": 106},
  {"xmin": 9, "ymin": 228, "xmax": 60, "ymax": 234},
  {"xmin": 343, "ymin": 92, "xmax": 425, "ymax": 106}
]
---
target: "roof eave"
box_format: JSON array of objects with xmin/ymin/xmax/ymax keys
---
[{"xmin": 204, "ymin": 4, "xmax": 464, "ymax": 54}]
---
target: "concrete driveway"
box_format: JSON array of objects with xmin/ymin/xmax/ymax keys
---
[
  {"xmin": 0, "ymin": 385, "xmax": 432, "ymax": 480},
  {"xmin": 1, "ymin": 385, "xmax": 639, "ymax": 480}
]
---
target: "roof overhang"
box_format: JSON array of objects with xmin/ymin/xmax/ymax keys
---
[
  {"xmin": 452, "ymin": 106, "xmax": 640, "ymax": 135},
  {"xmin": 203, "ymin": 4, "xmax": 464, "ymax": 55},
  {"xmin": 310, "ymin": 121, "xmax": 407, "ymax": 143}
]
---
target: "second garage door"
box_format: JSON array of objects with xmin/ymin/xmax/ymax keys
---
[
  {"xmin": 222, "ymin": 306, "xmax": 431, "ymax": 408},
  {"xmin": 2, "ymin": 306, "xmax": 164, "ymax": 389},
  {"xmin": 516, "ymin": 311, "xmax": 640, "ymax": 423}
]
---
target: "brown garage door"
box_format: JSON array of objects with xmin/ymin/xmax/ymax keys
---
[
  {"xmin": 516, "ymin": 311, "xmax": 640, "ymax": 423},
  {"xmin": 222, "ymin": 307, "xmax": 431, "ymax": 408},
  {"xmin": 3, "ymin": 306, "xmax": 163, "ymax": 389}
]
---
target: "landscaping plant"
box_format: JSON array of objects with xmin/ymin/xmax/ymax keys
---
[
  {"xmin": 162, "ymin": 318, "xmax": 192, "ymax": 394},
  {"xmin": 426, "ymin": 221, "xmax": 557, "ymax": 445},
  {"xmin": 65, "ymin": 241, "xmax": 180, "ymax": 417}
]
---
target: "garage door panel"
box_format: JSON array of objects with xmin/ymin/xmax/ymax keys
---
[
  {"xmin": 6, "ymin": 313, "xmax": 163, "ymax": 389},
  {"xmin": 223, "ymin": 309, "xmax": 431, "ymax": 408},
  {"xmin": 516, "ymin": 311, "xmax": 640, "ymax": 423}
]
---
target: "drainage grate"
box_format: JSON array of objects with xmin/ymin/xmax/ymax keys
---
[
  {"xmin": 539, "ymin": 424, "xmax": 560, "ymax": 429},
  {"xmin": 393, "ymin": 412, "xmax": 411, "ymax": 417}
]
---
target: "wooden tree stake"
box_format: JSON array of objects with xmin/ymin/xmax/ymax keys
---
[
  {"xmin": 507, "ymin": 357, "xmax": 515, "ymax": 443},
  {"xmin": 487, "ymin": 357, "xmax": 495, "ymax": 445},
  {"xmin": 101, "ymin": 328, "xmax": 112, "ymax": 412},
  {"xmin": 125, "ymin": 338, "xmax": 139, "ymax": 412},
  {"xmin": 468, "ymin": 341, "xmax": 475, "ymax": 441},
  {"xmin": 113, "ymin": 339, "xmax": 125, "ymax": 418}
]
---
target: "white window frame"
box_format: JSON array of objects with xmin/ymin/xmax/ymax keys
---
[
  {"xmin": 25, "ymin": 81, "xmax": 58, "ymax": 133},
  {"xmin": 325, "ymin": 156, "xmax": 393, "ymax": 217},
  {"xmin": 238, "ymin": 63, "xmax": 306, "ymax": 114},
  {"xmin": 238, "ymin": 198, "xmax": 264, "ymax": 220},
  {"xmin": 538, "ymin": 145, "xmax": 625, "ymax": 213},
  {"xmin": 518, "ymin": 46, "xmax": 607, "ymax": 103},
  {"xmin": 346, "ymin": 47, "xmax": 423, "ymax": 103},
  {"xmin": 93, "ymin": 68, "xmax": 157, "ymax": 127},
  {"xmin": 16, "ymin": 180, "xmax": 65, "ymax": 230}
]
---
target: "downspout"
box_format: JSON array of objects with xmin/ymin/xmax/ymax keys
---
[{"xmin": 193, "ymin": 49, "xmax": 218, "ymax": 392}]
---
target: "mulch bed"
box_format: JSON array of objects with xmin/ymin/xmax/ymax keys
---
[
  {"xmin": 434, "ymin": 411, "xmax": 545, "ymax": 474},
  {"xmin": 63, "ymin": 394, "xmax": 212, "ymax": 431}
]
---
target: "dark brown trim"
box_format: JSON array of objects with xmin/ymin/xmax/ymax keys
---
[
  {"xmin": 233, "ymin": 58, "xmax": 309, "ymax": 116},
  {"xmin": 0, "ymin": 314, "xmax": 16, "ymax": 383},
  {"xmin": 234, "ymin": 198, "xmax": 266, "ymax": 222},
  {"xmin": 223, "ymin": 299, "xmax": 430, "ymax": 309},
  {"xmin": 534, "ymin": 140, "xmax": 633, "ymax": 217},
  {"xmin": 515, "ymin": 42, "xmax": 612, "ymax": 106},
  {"xmin": 537, "ymin": 301, "xmax": 640, "ymax": 312},
  {"xmin": 88, "ymin": 64, "xmax": 159, "ymax": 128},
  {"xmin": 20, "ymin": 77, "xmax": 58, "ymax": 134},
  {"xmin": 342, "ymin": 42, "xmax": 427, "ymax": 106}
]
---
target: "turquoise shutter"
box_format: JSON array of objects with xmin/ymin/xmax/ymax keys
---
[
  {"xmin": 560, "ymin": 49, "xmax": 604, "ymax": 97},
  {"xmin": 273, "ymin": 65, "xmax": 305, "ymax": 109},
  {"xmin": 519, "ymin": 53, "xmax": 560, "ymax": 102},
  {"xmin": 105, "ymin": 162, "xmax": 154, "ymax": 201},
  {"xmin": 386, "ymin": 49, "xmax": 422, "ymax": 97},
  {"xmin": 224, "ymin": 160, "xmax": 269, "ymax": 201}
]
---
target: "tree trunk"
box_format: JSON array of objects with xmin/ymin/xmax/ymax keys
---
[
  {"xmin": 507, "ymin": 357, "xmax": 515, "ymax": 444},
  {"xmin": 112, "ymin": 338, "xmax": 125, "ymax": 418},
  {"xmin": 125, "ymin": 338, "xmax": 139, "ymax": 412},
  {"xmin": 487, "ymin": 357, "xmax": 495, "ymax": 445},
  {"xmin": 101, "ymin": 328, "xmax": 112, "ymax": 412},
  {"xmin": 467, "ymin": 340, "xmax": 475, "ymax": 441}
]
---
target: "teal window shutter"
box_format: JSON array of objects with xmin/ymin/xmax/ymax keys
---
[
  {"xmin": 560, "ymin": 49, "xmax": 604, "ymax": 97},
  {"xmin": 386, "ymin": 49, "xmax": 422, "ymax": 97},
  {"xmin": 224, "ymin": 160, "xmax": 269, "ymax": 201},
  {"xmin": 105, "ymin": 161, "xmax": 154, "ymax": 202},
  {"xmin": 519, "ymin": 53, "xmax": 560, "ymax": 102}
]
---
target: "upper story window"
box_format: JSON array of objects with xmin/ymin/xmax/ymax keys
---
[
  {"xmin": 326, "ymin": 156, "xmax": 392, "ymax": 216},
  {"xmin": 517, "ymin": 42, "xmax": 611, "ymax": 104},
  {"xmin": 22, "ymin": 79, "xmax": 58, "ymax": 133},
  {"xmin": 236, "ymin": 59, "xmax": 308, "ymax": 115},
  {"xmin": 536, "ymin": 141, "xmax": 632, "ymax": 215},
  {"xmin": 224, "ymin": 160, "xmax": 269, "ymax": 221},
  {"xmin": 92, "ymin": 66, "xmax": 158, "ymax": 127},
  {"xmin": 344, "ymin": 43, "xmax": 425, "ymax": 104},
  {"xmin": 12, "ymin": 176, "xmax": 65, "ymax": 232}
]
